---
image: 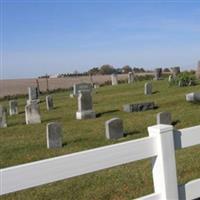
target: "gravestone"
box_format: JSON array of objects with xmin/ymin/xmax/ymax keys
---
[
  {"xmin": 0, "ymin": 105, "xmax": 7, "ymax": 128},
  {"xmin": 9, "ymin": 100, "xmax": 18, "ymax": 115},
  {"xmin": 46, "ymin": 122, "xmax": 62, "ymax": 148},
  {"xmin": 111, "ymin": 74, "xmax": 118, "ymax": 85},
  {"xmin": 105, "ymin": 118, "xmax": 124, "ymax": 139},
  {"xmin": 157, "ymin": 112, "xmax": 172, "ymax": 125},
  {"xmin": 46, "ymin": 95, "xmax": 54, "ymax": 110},
  {"xmin": 25, "ymin": 103, "xmax": 41, "ymax": 124},
  {"xmin": 27, "ymin": 86, "xmax": 39, "ymax": 104},
  {"xmin": 186, "ymin": 92, "xmax": 200, "ymax": 102},
  {"xmin": 154, "ymin": 68, "xmax": 162, "ymax": 80},
  {"xmin": 171, "ymin": 67, "xmax": 180, "ymax": 78},
  {"xmin": 128, "ymin": 72, "xmax": 134, "ymax": 83},
  {"xmin": 73, "ymin": 83, "xmax": 92, "ymax": 96},
  {"xmin": 144, "ymin": 82, "xmax": 152, "ymax": 95},
  {"xmin": 196, "ymin": 61, "xmax": 200, "ymax": 79},
  {"xmin": 76, "ymin": 91, "xmax": 96, "ymax": 119},
  {"xmin": 94, "ymin": 84, "xmax": 100, "ymax": 89},
  {"xmin": 123, "ymin": 102, "xmax": 155, "ymax": 112},
  {"xmin": 168, "ymin": 75, "xmax": 173, "ymax": 83}
]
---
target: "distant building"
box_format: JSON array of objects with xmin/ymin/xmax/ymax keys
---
[{"xmin": 49, "ymin": 74, "xmax": 60, "ymax": 78}]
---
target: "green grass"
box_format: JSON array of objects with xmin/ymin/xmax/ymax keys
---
[{"xmin": 0, "ymin": 79, "xmax": 200, "ymax": 200}]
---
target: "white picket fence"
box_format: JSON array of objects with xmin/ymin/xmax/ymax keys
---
[{"xmin": 0, "ymin": 124, "xmax": 200, "ymax": 199}]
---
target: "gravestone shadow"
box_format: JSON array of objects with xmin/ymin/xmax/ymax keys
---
[
  {"xmin": 124, "ymin": 130, "xmax": 141, "ymax": 137},
  {"xmin": 96, "ymin": 109, "xmax": 120, "ymax": 118},
  {"xmin": 42, "ymin": 117, "xmax": 61, "ymax": 123},
  {"xmin": 171, "ymin": 120, "xmax": 181, "ymax": 126},
  {"xmin": 152, "ymin": 91, "xmax": 160, "ymax": 94}
]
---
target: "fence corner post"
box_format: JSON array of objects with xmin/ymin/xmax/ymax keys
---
[{"xmin": 148, "ymin": 124, "xmax": 179, "ymax": 200}]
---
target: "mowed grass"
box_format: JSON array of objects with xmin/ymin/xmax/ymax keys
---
[{"xmin": 0, "ymin": 79, "xmax": 200, "ymax": 200}]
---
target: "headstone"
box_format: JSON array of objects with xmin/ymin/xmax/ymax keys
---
[
  {"xmin": 27, "ymin": 86, "xmax": 39, "ymax": 104},
  {"xmin": 69, "ymin": 93, "xmax": 75, "ymax": 98},
  {"xmin": 144, "ymin": 82, "xmax": 152, "ymax": 95},
  {"xmin": 94, "ymin": 84, "xmax": 100, "ymax": 89},
  {"xmin": 157, "ymin": 112, "xmax": 172, "ymax": 125},
  {"xmin": 178, "ymin": 80, "xmax": 184, "ymax": 87},
  {"xmin": 25, "ymin": 103, "xmax": 41, "ymax": 124},
  {"xmin": 0, "ymin": 105, "xmax": 7, "ymax": 128},
  {"xmin": 168, "ymin": 75, "xmax": 173, "ymax": 83},
  {"xmin": 123, "ymin": 102, "xmax": 155, "ymax": 112},
  {"xmin": 9, "ymin": 100, "xmax": 18, "ymax": 115},
  {"xmin": 73, "ymin": 83, "xmax": 92, "ymax": 96},
  {"xmin": 128, "ymin": 72, "xmax": 134, "ymax": 83},
  {"xmin": 46, "ymin": 122, "xmax": 62, "ymax": 148},
  {"xmin": 196, "ymin": 61, "xmax": 200, "ymax": 79},
  {"xmin": 76, "ymin": 91, "xmax": 96, "ymax": 119},
  {"xmin": 105, "ymin": 118, "xmax": 124, "ymax": 139},
  {"xmin": 171, "ymin": 67, "xmax": 180, "ymax": 78},
  {"xmin": 154, "ymin": 68, "xmax": 162, "ymax": 80},
  {"xmin": 111, "ymin": 74, "xmax": 118, "ymax": 85},
  {"xmin": 46, "ymin": 95, "xmax": 54, "ymax": 110},
  {"xmin": 186, "ymin": 92, "xmax": 200, "ymax": 102}
]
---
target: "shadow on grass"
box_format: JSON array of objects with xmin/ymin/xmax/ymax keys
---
[
  {"xmin": 63, "ymin": 137, "xmax": 86, "ymax": 147},
  {"xmin": 124, "ymin": 130, "xmax": 141, "ymax": 137},
  {"xmin": 96, "ymin": 109, "xmax": 120, "ymax": 118},
  {"xmin": 42, "ymin": 117, "xmax": 61, "ymax": 123},
  {"xmin": 153, "ymin": 106, "xmax": 159, "ymax": 110},
  {"xmin": 172, "ymin": 120, "xmax": 181, "ymax": 126},
  {"xmin": 152, "ymin": 91, "xmax": 160, "ymax": 94}
]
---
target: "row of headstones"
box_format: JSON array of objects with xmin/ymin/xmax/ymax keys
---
[
  {"xmin": 0, "ymin": 86, "xmax": 54, "ymax": 128},
  {"xmin": 76, "ymin": 82, "xmax": 152, "ymax": 120},
  {"xmin": 46, "ymin": 111, "xmax": 172, "ymax": 149},
  {"xmin": 111, "ymin": 67, "xmax": 182, "ymax": 86},
  {"xmin": 107, "ymin": 111, "xmax": 172, "ymax": 139}
]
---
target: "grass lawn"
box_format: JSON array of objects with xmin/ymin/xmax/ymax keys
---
[{"xmin": 0, "ymin": 79, "xmax": 200, "ymax": 200}]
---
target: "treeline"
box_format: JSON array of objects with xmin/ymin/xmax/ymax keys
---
[{"xmin": 38, "ymin": 64, "xmax": 171, "ymax": 78}]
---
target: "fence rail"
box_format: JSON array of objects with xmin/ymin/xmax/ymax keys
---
[{"xmin": 1, "ymin": 124, "xmax": 200, "ymax": 199}]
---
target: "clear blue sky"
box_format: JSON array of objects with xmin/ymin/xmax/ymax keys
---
[{"xmin": 1, "ymin": 0, "xmax": 200, "ymax": 79}]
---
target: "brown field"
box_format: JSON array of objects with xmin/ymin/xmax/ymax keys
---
[{"xmin": 0, "ymin": 73, "xmax": 157, "ymax": 98}]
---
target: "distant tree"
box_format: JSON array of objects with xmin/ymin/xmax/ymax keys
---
[
  {"xmin": 100, "ymin": 64, "xmax": 116, "ymax": 74},
  {"xmin": 163, "ymin": 68, "xmax": 170, "ymax": 72},
  {"xmin": 88, "ymin": 67, "xmax": 100, "ymax": 75},
  {"xmin": 122, "ymin": 65, "xmax": 132, "ymax": 73},
  {"xmin": 133, "ymin": 67, "xmax": 145, "ymax": 73}
]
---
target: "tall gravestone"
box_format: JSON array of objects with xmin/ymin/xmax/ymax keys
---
[
  {"xmin": 0, "ymin": 105, "xmax": 7, "ymax": 128},
  {"xmin": 73, "ymin": 83, "xmax": 92, "ymax": 97},
  {"xmin": 76, "ymin": 91, "xmax": 96, "ymax": 119},
  {"xmin": 128, "ymin": 72, "xmax": 134, "ymax": 83},
  {"xmin": 157, "ymin": 112, "xmax": 172, "ymax": 125},
  {"xmin": 196, "ymin": 61, "xmax": 200, "ymax": 79},
  {"xmin": 46, "ymin": 95, "xmax": 54, "ymax": 110},
  {"xmin": 171, "ymin": 67, "xmax": 180, "ymax": 78},
  {"xmin": 105, "ymin": 118, "xmax": 124, "ymax": 139},
  {"xmin": 9, "ymin": 100, "xmax": 18, "ymax": 115},
  {"xmin": 144, "ymin": 82, "xmax": 152, "ymax": 95},
  {"xmin": 111, "ymin": 74, "xmax": 118, "ymax": 85},
  {"xmin": 154, "ymin": 68, "xmax": 162, "ymax": 80},
  {"xmin": 46, "ymin": 122, "xmax": 62, "ymax": 148},
  {"xmin": 27, "ymin": 86, "xmax": 39, "ymax": 104},
  {"xmin": 25, "ymin": 103, "xmax": 41, "ymax": 124}
]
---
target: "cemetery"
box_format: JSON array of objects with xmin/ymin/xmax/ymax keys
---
[{"xmin": 0, "ymin": 76, "xmax": 200, "ymax": 200}]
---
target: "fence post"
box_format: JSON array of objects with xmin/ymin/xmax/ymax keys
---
[{"xmin": 148, "ymin": 124, "xmax": 179, "ymax": 200}]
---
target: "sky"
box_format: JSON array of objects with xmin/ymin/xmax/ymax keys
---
[{"xmin": 1, "ymin": 0, "xmax": 200, "ymax": 79}]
